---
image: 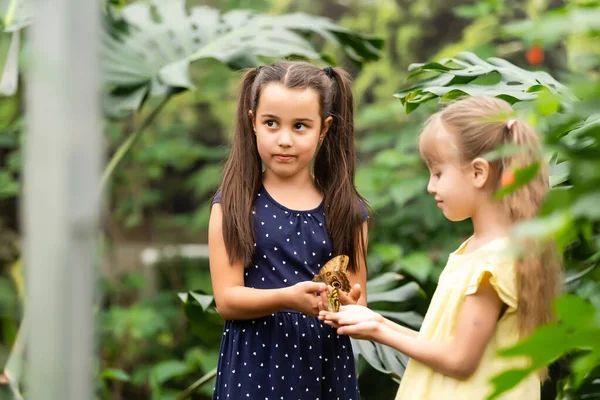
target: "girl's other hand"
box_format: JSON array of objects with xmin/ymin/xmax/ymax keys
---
[
  {"xmin": 287, "ymin": 281, "xmax": 327, "ymax": 317},
  {"xmin": 340, "ymin": 283, "xmax": 362, "ymax": 306},
  {"xmin": 319, "ymin": 305, "xmax": 384, "ymax": 340},
  {"xmin": 335, "ymin": 320, "xmax": 382, "ymax": 340},
  {"xmin": 319, "ymin": 304, "xmax": 382, "ymax": 326}
]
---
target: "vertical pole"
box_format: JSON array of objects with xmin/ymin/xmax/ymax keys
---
[{"xmin": 22, "ymin": 0, "xmax": 102, "ymax": 398}]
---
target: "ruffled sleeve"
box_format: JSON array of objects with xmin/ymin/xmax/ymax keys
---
[
  {"xmin": 465, "ymin": 254, "xmax": 518, "ymax": 313},
  {"xmin": 211, "ymin": 191, "xmax": 221, "ymax": 205},
  {"xmin": 359, "ymin": 199, "xmax": 369, "ymax": 222}
]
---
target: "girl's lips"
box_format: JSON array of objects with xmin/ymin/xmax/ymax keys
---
[{"xmin": 275, "ymin": 154, "xmax": 294, "ymax": 162}]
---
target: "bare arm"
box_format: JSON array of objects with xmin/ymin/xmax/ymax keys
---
[
  {"xmin": 327, "ymin": 274, "xmax": 503, "ymax": 380},
  {"xmin": 381, "ymin": 319, "xmax": 419, "ymax": 338},
  {"xmin": 347, "ymin": 221, "xmax": 369, "ymax": 306},
  {"xmin": 209, "ymin": 204, "xmax": 326, "ymax": 320}
]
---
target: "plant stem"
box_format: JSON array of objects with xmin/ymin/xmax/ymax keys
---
[
  {"xmin": 100, "ymin": 91, "xmax": 173, "ymax": 189},
  {"xmin": 175, "ymin": 368, "xmax": 217, "ymax": 400}
]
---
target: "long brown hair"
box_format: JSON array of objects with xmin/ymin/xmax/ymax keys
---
[
  {"xmin": 420, "ymin": 96, "xmax": 562, "ymax": 340},
  {"xmin": 218, "ymin": 61, "xmax": 369, "ymax": 273}
]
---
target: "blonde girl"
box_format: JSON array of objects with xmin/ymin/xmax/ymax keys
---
[{"xmin": 321, "ymin": 96, "xmax": 561, "ymax": 399}]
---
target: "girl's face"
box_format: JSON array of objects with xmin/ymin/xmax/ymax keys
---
[
  {"xmin": 422, "ymin": 128, "xmax": 486, "ymax": 222},
  {"xmin": 426, "ymin": 160, "xmax": 477, "ymax": 222},
  {"xmin": 251, "ymin": 83, "xmax": 332, "ymax": 180}
]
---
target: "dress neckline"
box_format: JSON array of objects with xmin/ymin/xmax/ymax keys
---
[{"xmin": 260, "ymin": 185, "xmax": 325, "ymax": 214}]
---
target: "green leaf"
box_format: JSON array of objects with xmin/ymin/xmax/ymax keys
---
[
  {"xmin": 487, "ymin": 367, "xmax": 535, "ymax": 400},
  {"xmin": 571, "ymin": 352, "xmax": 600, "ymax": 388},
  {"xmin": 0, "ymin": 170, "xmax": 18, "ymax": 199},
  {"xmin": 101, "ymin": 368, "xmax": 131, "ymax": 382},
  {"xmin": 572, "ymin": 192, "xmax": 600, "ymax": 220},
  {"xmin": 494, "ymin": 162, "xmax": 541, "ymax": 199},
  {"xmin": 377, "ymin": 310, "xmax": 423, "ymax": 329},
  {"xmin": 178, "ymin": 291, "xmax": 214, "ymax": 311},
  {"xmin": 0, "ymin": 0, "xmax": 32, "ymax": 32},
  {"xmin": 535, "ymin": 89, "xmax": 561, "ymax": 116},
  {"xmin": 102, "ymin": 0, "xmax": 382, "ymax": 117},
  {"xmin": 512, "ymin": 211, "xmax": 573, "ymax": 241},
  {"xmin": 498, "ymin": 325, "xmax": 568, "ymax": 364},
  {"xmin": 395, "ymin": 52, "xmax": 572, "ymax": 113},
  {"xmin": 350, "ymin": 338, "xmax": 405, "ymax": 381},
  {"xmin": 150, "ymin": 360, "xmax": 189, "ymax": 385},
  {"xmin": 549, "ymin": 161, "xmax": 570, "ymax": 187},
  {"xmin": 554, "ymin": 294, "xmax": 596, "ymax": 329},
  {"xmin": 366, "ymin": 272, "xmax": 405, "ymax": 294},
  {"xmin": 389, "ymin": 177, "xmax": 428, "ymax": 206},
  {"xmin": 398, "ymin": 252, "xmax": 433, "ymax": 283},
  {"xmin": 503, "ymin": 6, "xmax": 600, "ymax": 47},
  {"xmin": 368, "ymin": 281, "xmax": 421, "ymax": 303},
  {"xmin": 373, "ymin": 149, "xmax": 420, "ymax": 168}
]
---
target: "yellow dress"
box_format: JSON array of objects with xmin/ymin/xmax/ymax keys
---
[{"xmin": 395, "ymin": 237, "xmax": 540, "ymax": 400}]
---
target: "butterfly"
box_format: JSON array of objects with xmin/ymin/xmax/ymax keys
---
[{"xmin": 312, "ymin": 255, "xmax": 351, "ymax": 312}]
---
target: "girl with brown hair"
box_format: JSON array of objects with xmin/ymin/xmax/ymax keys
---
[
  {"xmin": 209, "ymin": 61, "xmax": 369, "ymax": 399},
  {"xmin": 321, "ymin": 96, "xmax": 562, "ymax": 399}
]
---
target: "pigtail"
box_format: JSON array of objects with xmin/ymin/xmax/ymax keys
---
[
  {"xmin": 314, "ymin": 68, "xmax": 369, "ymax": 274},
  {"xmin": 219, "ymin": 68, "xmax": 263, "ymax": 265},
  {"xmin": 502, "ymin": 120, "xmax": 563, "ymax": 345}
]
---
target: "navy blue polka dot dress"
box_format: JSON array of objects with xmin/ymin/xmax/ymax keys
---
[{"xmin": 212, "ymin": 186, "xmax": 361, "ymax": 400}]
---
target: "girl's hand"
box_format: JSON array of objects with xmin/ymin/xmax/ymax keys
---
[
  {"xmin": 340, "ymin": 284, "xmax": 362, "ymax": 306},
  {"xmin": 317, "ymin": 284, "xmax": 362, "ymax": 312},
  {"xmin": 334, "ymin": 320, "xmax": 382, "ymax": 340},
  {"xmin": 319, "ymin": 304, "xmax": 383, "ymax": 327},
  {"xmin": 286, "ymin": 281, "xmax": 327, "ymax": 317}
]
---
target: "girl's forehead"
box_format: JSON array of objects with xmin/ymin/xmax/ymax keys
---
[
  {"xmin": 419, "ymin": 116, "xmax": 458, "ymax": 165},
  {"xmin": 256, "ymin": 83, "xmax": 321, "ymax": 119}
]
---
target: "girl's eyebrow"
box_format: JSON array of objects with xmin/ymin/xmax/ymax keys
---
[{"xmin": 260, "ymin": 113, "xmax": 314, "ymax": 122}]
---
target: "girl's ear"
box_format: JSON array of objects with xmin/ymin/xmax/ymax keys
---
[
  {"xmin": 321, "ymin": 116, "xmax": 333, "ymax": 140},
  {"xmin": 470, "ymin": 157, "xmax": 490, "ymax": 189},
  {"xmin": 248, "ymin": 110, "xmax": 256, "ymax": 133}
]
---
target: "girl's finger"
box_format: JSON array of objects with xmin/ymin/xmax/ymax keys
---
[
  {"xmin": 325, "ymin": 314, "xmax": 340, "ymax": 322},
  {"xmin": 350, "ymin": 284, "xmax": 362, "ymax": 302},
  {"xmin": 317, "ymin": 301, "xmax": 325, "ymax": 312}
]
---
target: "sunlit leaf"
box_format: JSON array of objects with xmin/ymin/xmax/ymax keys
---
[
  {"xmin": 572, "ymin": 192, "xmax": 600, "ymax": 220},
  {"xmin": 102, "ymin": 0, "xmax": 383, "ymax": 117},
  {"xmin": 368, "ymin": 281, "xmax": 422, "ymax": 303},
  {"xmin": 150, "ymin": 360, "xmax": 189, "ymax": 385},
  {"xmin": 102, "ymin": 368, "xmax": 131, "ymax": 382},
  {"xmin": 395, "ymin": 52, "xmax": 572, "ymax": 113}
]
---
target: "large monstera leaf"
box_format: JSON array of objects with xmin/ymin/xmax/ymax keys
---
[
  {"xmin": 0, "ymin": 0, "xmax": 32, "ymax": 96},
  {"xmin": 102, "ymin": 0, "xmax": 383, "ymax": 117},
  {"xmin": 394, "ymin": 52, "xmax": 573, "ymax": 113},
  {"xmin": 351, "ymin": 272, "xmax": 424, "ymax": 382}
]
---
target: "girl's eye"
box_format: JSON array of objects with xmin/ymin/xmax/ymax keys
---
[
  {"xmin": 294, "ymin": 123, "xmax": 307, "ymax": 131},
  {"xmin": 266, "ymin": 120, "xmax": 278, "ymax": 128}
]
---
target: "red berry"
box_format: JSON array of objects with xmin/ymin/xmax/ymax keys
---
[
  {"xmin": 526, "ymin": 44, "xmax": 544, "ymax": 66},
  {"xmin": 501, "ymin": 170, "xmax": 516, "ymax": 187}
]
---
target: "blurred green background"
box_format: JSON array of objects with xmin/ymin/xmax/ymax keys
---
[{"xmin": 1, "ymin": 0, "xmax": 599, "ymax": 399}]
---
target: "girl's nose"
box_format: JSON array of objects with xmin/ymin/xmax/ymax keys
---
[
  {"xmin": 427, "ymin": 178, "xmax": 436, "ymax": 195},
  {"xmin": 278, "ymin": 129, "xmax": 293, "ymax": 147}
]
